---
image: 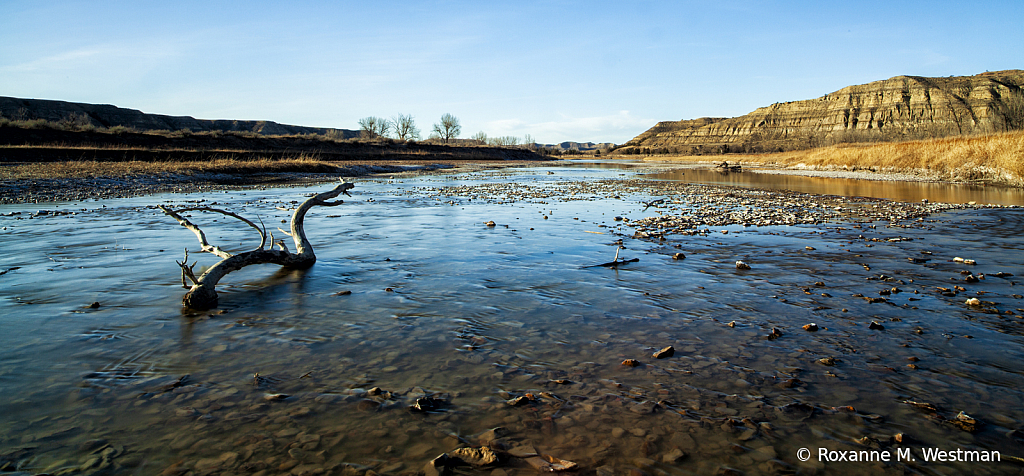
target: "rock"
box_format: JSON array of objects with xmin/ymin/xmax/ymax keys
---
[
  {"xmin": 423, "ymin": 454, "xmax": 452, "ymax": 476},
  {"xmin": 818, "ymin": 357, "xmax": 836, "ymax": 366},
  {"xmin": 735, "ymin": 261, "xmax": 751, "ymax": 270},
  {"xmin": 506, "ymin": 396, "xmax": 533, "ymax": 407},
  {"xmin": 263, "ymin": 393, "xmax": 290, "ymax": 401},
  {"xmin": 484, "ymin": 221, "xmax": 496, "ymax": 227},
  {"xmin": 78, "ymin": 439, "xmax": 109, "ymax": 453},
  {"xmin": 778, "ymin": 378, "xmax": 801, "ymax": 388},
  {"xmin": 802, "ymin": 323, "xmax": 818, "ymax": 331},
  {"xmin": 334, "ymin": 290, "xmax": 352, "ymax": 296},
  {"xmin": 450, "ymin": 447, "xmax": 499, "ymax": 466},
  {"xmin": 672, "ymin": 253, "xmax": 685, "ymax": 260},
  {"xmin": 652, "ymin": 346, "xmax": 674, "ymax": 359},
  {"xmin": 662, "ymin": 448, "xmax": 686, "ymax": 463},
  {"xmin": 477, "ymin": 427, "xmax": 509, "ymax": 444},
  {"xmin": 506, "ymin": 444, "xmax": 538, "ymax": 458},
  {"xmin": 410, "ymin": 396, "xmax": 447, "ymax": 412},
  {"xmin": 965, "ymin": 298, "xmax": 981, "ymax": 306},
  {"xmin": 525, "ymin": 454, "xmax": 578, "ymax": 472},
  {"xmin": 869, "ymin": 321, "xmax": 885, "ymax": 330},
  {"xmin": 611, "ymin": 427, "xmax": 626, "ymax": 438},
  {"xmin": 630, "ymin": 401, "xmax": 658, "ymax": 414},
  {"xmin": 89, "ymin": 302, "xmax": 100, "ymax": 309},
  {"xmin": 805, "ymin": 246, "xmax": 815, "ymax": 250},
  {"xmin": 767, "ymin": 327, "xmax": 783, "ymax": 339},
  {"xmin": 621, "ymin": 359, "xmax": 641, "ymax": 367}
]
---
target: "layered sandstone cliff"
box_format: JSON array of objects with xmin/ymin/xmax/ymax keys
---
[{"xmin": 620, "ymin": 70, "xmax": 1024, "ymax": 154}]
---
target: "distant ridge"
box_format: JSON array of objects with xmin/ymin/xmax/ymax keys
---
[
  {"xmin": 619, "ymin": 70, "xmax": 1024, "ymax": 155},
  {"xmin": 0, "ymin": 96, "xmax": 359, "ymax": 138},
  {"xmin": 535, "ymin": 141, "xmax": 616, "ymax": 152}
]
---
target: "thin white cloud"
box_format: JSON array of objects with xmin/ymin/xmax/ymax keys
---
[{"xmin": 3, "ymin": 47, "xmax": 113, "ymax": 72}]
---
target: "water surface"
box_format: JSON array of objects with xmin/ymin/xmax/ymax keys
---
[{"xmin": 1, "ymin": 165, "xmax": 1023, "ymax": 475}]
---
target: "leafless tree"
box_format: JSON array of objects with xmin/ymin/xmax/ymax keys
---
[
  {"xmin": 390, "ymin": 114, "xmax": 420, "ymax": 141},
  {"xmin": 358, "ymin": 116, "xmax": 389, "ymax": 139},
  {"xmin": 160, "ymin": 181, "xmax": 354, "ymax": 310},
  {"xmin": 432, "ymin": 113, "xmax": 461, "ymax": 144},
  {"xmin": 471, "ymin": 131, "xmax": 488, "ymax": 145},
  {"xmin": 490, "ymin": 136, "xmax": 520, "ymax": 147},
  {"xmin": 523, "ymin": 134, "xmax": 535, "ymax": 149}
]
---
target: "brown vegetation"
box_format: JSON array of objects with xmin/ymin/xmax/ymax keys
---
[
  {"xmin": 645, "ymin": 130, "xmax": 1024, "ymax": 186},
  {"xmin": 0, "ymin": 118, "xmax": 548, "ymax": 181}
]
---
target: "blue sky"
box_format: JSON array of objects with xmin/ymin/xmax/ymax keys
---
[{"xmin": 1, "ymin": 1, "xmax": 1021, "ymax": 144}]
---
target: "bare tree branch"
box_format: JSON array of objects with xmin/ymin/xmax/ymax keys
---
[
  {"xmin": 160, "ymin": 181, "xmax": 355, "ymax": 310},
  {"xmin": 432, "ymin": 113, "xmax": 461, "ymax": 144},
  {"xmin": 390, "ymin": 114, "xmax": 420, "ymax": 141}
]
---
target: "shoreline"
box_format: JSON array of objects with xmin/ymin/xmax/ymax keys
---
[
  {"xmin": 638, "ymin": 158, "xmax": 963, "ymax": 184},
  {"xmin": 1, "ymin": 158, "xmax": 1020, "ymax": 206},
  {"xmin": 0, "ymin": 160, "xmax": 557, "ymax": 205}
]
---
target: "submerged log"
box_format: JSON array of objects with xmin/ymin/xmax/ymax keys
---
[{"xmin": 160, "ymin": 181, "xmax": 354, "ymax": 310}]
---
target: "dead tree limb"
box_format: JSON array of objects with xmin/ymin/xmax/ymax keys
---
[{"xmin": 159, "ymin": 181, "xmax": 354, "ymax": 310}]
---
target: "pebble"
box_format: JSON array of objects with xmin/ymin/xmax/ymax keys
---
[
  {"xmin": 652, "ymin": 346, "xmax": 675, "ymax": 359},
  {"xmin": 735, "ymin": 261, "xmax": 751, "ymax": 270}
]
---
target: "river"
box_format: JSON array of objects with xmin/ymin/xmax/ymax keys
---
[{"xmin": 1, "ymin": 163, "xmax": 1022, "ymax": 475}]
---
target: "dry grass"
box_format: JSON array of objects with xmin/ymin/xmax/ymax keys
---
[
  {"xmin": 646, "ymin": 130, "xmax": 1024, "ymax": 186},
  {"xmin": 0, "ymin": 155, "xmax": 339, "ymax": 180}
]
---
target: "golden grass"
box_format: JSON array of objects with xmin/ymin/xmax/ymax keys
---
[{"xmin": 645, "ymin": 130, "xmax": 1024, "ymax": 186}]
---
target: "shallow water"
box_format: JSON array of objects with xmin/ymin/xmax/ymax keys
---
[
  {"xmin": 575, "ymin": 160, "xmax": 1024, "ymax": 206},
  {"xmin": 1, "ymin": 165, "xmax": 1023, "ymax": 475}
]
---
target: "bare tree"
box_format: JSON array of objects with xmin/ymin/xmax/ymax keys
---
[
  {"xmin": 390, "ymin": 114, "xmax": 420, "ymax": 141},
  {"xmin": 432, "ymin": 113, "xmax": 461, "ymax": 144},
  {"xmin": 471, "ymin": 131, "xmax": 488, "ymax": 145},
  {"xmin": 523, "ymin": 134, "xmax": 535, "ymax": 149},
  {"xmin": 358, "ymin": 116, "xmax": 389, "ymax": 139},
  {"xmin": 490, "ymin": 136, "xmax": 520, "ymax": 147},
  {"xmin": 160, "ymin": 181, "xmax": 355, "ymax": 310}
]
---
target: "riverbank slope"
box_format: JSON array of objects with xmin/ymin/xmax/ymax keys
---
[{"xmin": 643, "ymin": 130, "xmax": 1024, "ymax": 186}]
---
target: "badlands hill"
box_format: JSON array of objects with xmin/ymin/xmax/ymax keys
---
[
  {"xmin": 0, "ymin": 96, "xmax": 359, "ymax": 138},
  {"xmin": 619, "ymin": 70, "xmax": 1024, "ymax": 155}
]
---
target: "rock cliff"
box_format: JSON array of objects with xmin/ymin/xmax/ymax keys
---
[
  {"xmin": 620, "ymin": 70, "xmax": 1024, "ymax": 154},
  {"xmin": 0, "ymin": 97, "xmax": 359, "ymax": 138}
]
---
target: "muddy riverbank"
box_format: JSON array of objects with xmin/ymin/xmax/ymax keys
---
[{"xmin": 0, "ymin": 161, "xmax": 557, "ymax": 205}]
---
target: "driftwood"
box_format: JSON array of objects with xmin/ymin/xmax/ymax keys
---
[
  {"xmin": 583, "ymin": 247, "xmax": 639, "ymax": 268},
  {"xmin": 159, "ymin": 181, "xmax": 354, "ymax": 310}
]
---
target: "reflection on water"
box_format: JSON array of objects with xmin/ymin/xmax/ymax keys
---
[
  {"xmin": 1, "ymin": 166, "xmax": 1023, "ymax": 475},
  {"xmin": 648, "ymin": 168, "xmax": 1024, "ymax": 206},
  {"xmin": 569, "ymin": 159, "xmax": 1024, "ymax": 206}
]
